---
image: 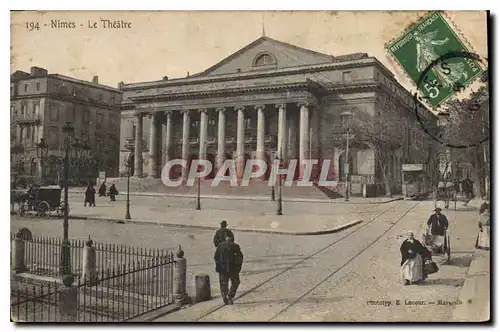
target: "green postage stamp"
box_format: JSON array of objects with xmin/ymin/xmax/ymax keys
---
[{"xmin": 386, "ymin": 11, "xmax": 483, "ymax": 108}]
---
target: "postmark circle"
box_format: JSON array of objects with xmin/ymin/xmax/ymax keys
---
[{"xmin": 413, "ymin": 50, "xmax": 488, "ymax": 149}]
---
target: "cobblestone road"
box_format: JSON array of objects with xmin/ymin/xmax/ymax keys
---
[{"xmin": 11, "ymin": 199, "xmax": 480, "ymax": 322}]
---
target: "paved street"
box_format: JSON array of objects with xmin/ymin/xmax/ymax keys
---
[{"xmin": 10, "ymin": 198, "xmax": 484, "ymax": 322}]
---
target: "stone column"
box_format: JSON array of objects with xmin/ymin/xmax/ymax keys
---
[
  {"xmin": 58, "ymin": 276, "xmax": 77, "ymax": 322},
  {"xmin": 299, "ymin": 102, "xmax": 310, "ymax": 179},
  {"xmin": 81, "ymin": 238, "xmax": 97, "ymax": 285},
  {"xmin": 235, "ymin": 106, "xmax": 246, "ymax": 178},
  {"xmin": 216, "ymin": 108, "xmax": 226, "ymax": 171},
  {"xmin": 181, "ymin": 110, "xmax": 191, "ymax": 179},
  {"xmin": 174, "ymin": 246, "xmax": 189, "ymax": 304},
  {"xmin": 11, "ymin": 232, "xmax": 25, "ymax": 273},
  {"xmin": 134, "ymin": 112, "xmax": 144, "ymax": 177},
  {"xmin": 276, "ymin": 104, "xmax": 287, "ymax": 160},
  {"xmin": 198, "ymin": 109, "xmax": 208, "ymax": 160},
  {"xmin": 148, "ymin": 112, "xmax": 159, "ymax": 178},
  {"xmin": 255, "ymin": 105, "xmax": 266, "ymax": 161},
  {"xmin": 164, "ymin": 111, "xmax": 173, "ymax": 163}
]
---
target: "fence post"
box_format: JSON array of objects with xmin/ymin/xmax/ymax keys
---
[
  {"xmin": 11, "ymin": 232, "xmax": 26, "ymax": 273},
  {"xmin": 173, "ymin": 245, "xmax": 189, "ymax": 305},
  {"xmin": 58, "ymin": 275, "xmax": 78, "ymax": 322},
  {"xmin": 81, "ymin": 237, "xmax": 97, "ymax": 285}
]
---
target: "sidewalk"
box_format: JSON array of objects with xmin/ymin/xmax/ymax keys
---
[
  {"xmin": 451, "ymin": 248, "xmax": 490, "ymax": 322},
  {"xmin": 68, "ymin": 188, "xmax": 402, "ymax": 205},
  {"xmin": 69, "ymin": 203, "xmax": 365, "ymax": 235}
]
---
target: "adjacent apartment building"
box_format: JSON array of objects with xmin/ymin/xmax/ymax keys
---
[{"xmin": 10, "ymin": 66, "xmax": 122, "ymax": 185}]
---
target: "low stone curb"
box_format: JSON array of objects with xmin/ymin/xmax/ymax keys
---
[
  {"xmin": 451, "ymin": 248, "xmax": 491, "ymax": 322},
  {"xmin": 68, "ymin": 190, "xmax": 403, "ymax": 205},
  {"xmin": 69, "ymin": 215, "xmax": 364, "ymax": 236}
]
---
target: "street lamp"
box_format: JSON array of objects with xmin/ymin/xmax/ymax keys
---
[
  {"xmin": 125, "ymin": 153, "xmax": 133, "ymax": 220},
  {"xmin": 36, "ymin": 138, "xmax": 49, "ymax": 185},
  {"xmin": 276, "ymin": 152, "xmax": 283, "ymax": 216},
  {"xmin": 196, "ymin": 164, "xmax": 201, "ymax": 210},
  {"xmin": 341, "ymin": 111, "xmax": 353, "ymax": 202},
  {"xmin": 60, "ymin": 122, "xmax": 74, "ymax": 276}
]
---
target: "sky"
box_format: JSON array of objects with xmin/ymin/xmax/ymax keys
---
[{"xmin": 11, "ymin": 11, "xmax": 488, "ymax": 96}]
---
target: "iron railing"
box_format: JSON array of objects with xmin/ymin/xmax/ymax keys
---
[
  {"xmin": 11, "ymin": 251, "xmax": 176, "ymax": 322},
  {"xmin": 11, "ymin": 233, "xmax": 174, "ymax": 279}
]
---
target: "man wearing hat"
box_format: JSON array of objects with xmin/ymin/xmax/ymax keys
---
[
  {"xmin": 427, "ymin": 208, "xmax": 449, "ymax": 236},
  {"xmin": 213, "ymin": 220, "xmax": 235, "ymax": 247}
]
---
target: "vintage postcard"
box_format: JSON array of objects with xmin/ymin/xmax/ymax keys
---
[{"xmin": 10, "ymin": 10, "xmax": 490, "ymax": 323}]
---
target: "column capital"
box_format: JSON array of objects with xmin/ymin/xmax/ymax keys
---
[
  {"xmin": 297, "ymin": 101, "xmax": 311, "ymax": 109},
  {"xmin": 164, "ymin": 110, "xmax": 173, "ymax": 117},
  {"xmin": 235, "ymin": 105, "xmax": 246, "ymax": 112},
  {"xmin": 254, "ymin": 104, "xmax": 265, "ymax": 111},
  {"xmin": 133, "ymin": 111, "xmax": 145, "ymax": 118},
  {"xmin": 181, "ymin": 109, "xmax": 190, "ymax": 115},
  {"xmin": 275, "ymin": 103, "xmax": 287, "ymax": 110},
  {"xmin": 216, "ymin": 107, "xmax": 226, "ymax": 113},
  {"xmin": 198, "ymin": 108, "xmax": 208, "ymax": 114}
]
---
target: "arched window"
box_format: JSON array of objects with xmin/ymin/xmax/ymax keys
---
[{"xmin": 253, "ymin": 53, "xmax": 277, "ymax": 67}]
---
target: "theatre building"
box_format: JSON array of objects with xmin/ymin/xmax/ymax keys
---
[{"xmin": 119, "ymin": 36, "xmax": 438, "ymax": 195}]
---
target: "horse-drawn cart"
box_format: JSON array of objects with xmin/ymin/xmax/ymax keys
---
[{"xmin": 13, "ymin": 186, "xmax": 68, "ymax": 218}]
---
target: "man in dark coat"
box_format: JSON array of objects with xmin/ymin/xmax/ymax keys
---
[
  {"xmin": 98, "ymin": 182, "xmax": 107, "ymax": 197},
  {"xmin": 214, "ymin": 235, "xmax": 243, "ymax": 305},
  {"xmin": 213, "ymin": 221, "xmax": 234, "ymax": 247},
  {"xmin": 84, "ymin": 185, "xmax": 96, "ymax": 207},
  {"xmin": 427, "ymin": 208, "xmax": 449, "ymax": 236},
  {"xmin": 108, "ymin": 184, "xmax": 118, "ymax": 202}
]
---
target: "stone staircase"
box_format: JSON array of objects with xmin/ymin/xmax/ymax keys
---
[{"xmin": 98, "ymin": 177, "xmax": 343, "ymax": 200}]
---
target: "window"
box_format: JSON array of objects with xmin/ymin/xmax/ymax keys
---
[
  {"xmin": 36, "ymin": 82, "xmax": 40, "ymax": 91},
  {"xmin": 245, "ymin": 117, "xmax": 252, "ymax": 130},
  {"xmin": 97, "ymin": 113, "xmax": 104, "ymax": 124},
  {"xmin": 22, "ymin": 105, "xmax": 27, "ymax": 116},
  {"xmin": 10, "ymin": 85, "xmax": 14, "ymax": 96},
  {"xmin": 132, "ymin": 124, "xmax": 136, "ymax": 139},
  {"xmin": 24, "ymin": 84, "xmax": 28, "ymax": 92},
  {"xmin": 208, "ymin": 119, "xmax": 216, "ymax": 138},
  {"xmin": 253, "ymin": 53, "xmax": 276, "ymax": 67},
  {"xmin": 10, "ymin": 106, "xmax": 14, "ymax": 116},
  {"xmin": 34, "ymin": 104, "xmax": 39, "ymax": 116},
  {"xmin": 342, "ymin": 71, "xmax": 352, "ymax": 81}
]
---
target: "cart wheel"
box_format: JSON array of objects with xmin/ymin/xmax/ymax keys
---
[{"xmin": 37, "ymin": 201, "xmax": 50, "ymax": 219}]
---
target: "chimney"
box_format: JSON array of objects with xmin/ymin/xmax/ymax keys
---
[
  {"xmin": 163, "ymin": 76, "xmax": 169, "ymax": 80},
  {"xmin": 118, "ymin": 81, "xmax": 124, "ymax": 91},
  {"xmin": 92, "ymin": 75, "xmax": 99, "ymax": 84},
  {"xmin": 30, "ymin": 67, "xmax": 48, "ymax": 76}
]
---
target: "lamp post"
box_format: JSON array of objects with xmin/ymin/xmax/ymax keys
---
[
  {"xmin": 60, "ymin": 122, "xmax": 74, "ymax": 276},
  {"xmin": 341, "ymin": 111, "xmax": 353, "ymax": 202},
  {"xmin": 125, "ymin": 153, "xmax": 132, "ymax": 220},
  {"xmin": 276, "ymin": 152, "xmax": 283, "ymax": 216},
  {"xmin": 36, "ymin": 138, "xmax": 49, "ymax": 185},
  {"xmin": 196, "ymin": 168, "xmax": 201, "ymax": 210}
]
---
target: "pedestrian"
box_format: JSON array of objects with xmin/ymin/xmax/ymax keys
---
[
  {"xmin": 400, "ymin": 231, "xmax": 431, "ymax": 285},
  {"xmin": 108, "ymin": 184, "xmax": 118, "ymax": 202},
  {"xmin": 214, "ymin": 234, "xmax": 244, "ymax": 305},
  {"xmin": 426, "ymin": 208, "xmax": 449, "ymax": 236},
  {"xmin": 476, "ymin": 202, "xmax": 490, "ymax": 250},
  {"xmin": 98, "ymin": 181, "xmax": 107, "ymax": 197},
  {"xmin": 84, "ymin": 184, "xmax": 96, "ymax": 207},
  {"xmin": 213, "ymin": 220, "xmax": 234, "ymax": 247}
]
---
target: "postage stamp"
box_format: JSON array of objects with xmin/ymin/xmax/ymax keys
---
[{"xmin": 386, "ymin": 11, "xmax": 483, "ymax": 108}]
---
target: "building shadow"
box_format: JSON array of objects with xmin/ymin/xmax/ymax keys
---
[{"xmin": 446, "ymin": 255, "xmax": 474, "ymax": 268}]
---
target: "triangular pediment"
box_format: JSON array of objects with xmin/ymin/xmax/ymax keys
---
[{"xmin": 194, "ymin": 36, "xmax": 334, "ymax": 77}]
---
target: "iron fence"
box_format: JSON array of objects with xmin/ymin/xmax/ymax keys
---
[
  {"xmin": 11, "ymin": 251, "xmax": 176, "ymax": 322},
  {"xmin": 11, "ymin": 281, "xmax": 60, "ymax": 322},
  {"xmin": 11, "ymin": 232, "xmax": 174, "ymax": 279}
]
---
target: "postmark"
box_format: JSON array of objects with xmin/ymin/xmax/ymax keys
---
[
  {"xmin": 412, "ymin": 51, "xmax": 489, "ymax": 149},
  {"xmin": 386, "ymin": 11, "xmax": 483, "ymax": 107}
]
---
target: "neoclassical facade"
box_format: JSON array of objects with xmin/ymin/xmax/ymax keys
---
[{"xmin": 119, "ymin": 36, "xmax": 437, "ymax": 193}]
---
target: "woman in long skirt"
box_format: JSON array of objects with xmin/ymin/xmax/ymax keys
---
[
  {"xmin": 476, "ymin": 203, "xmax": 490, "ymax": 250},
  {"xmin": 400, "ymin": 231, "xmax": 431, "ymax": 285}
]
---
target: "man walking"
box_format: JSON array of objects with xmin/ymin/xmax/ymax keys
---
[
  {"xmin": 214, "ymin": 235, "xmax": 243, "ymax": 305},
  {"xmin": 213, "ymin": 220, "xmax": 234, "ymax": 247},
  {"xmin": 427, "ymin": 207, "xmax": 449, "ymax": 236}
]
